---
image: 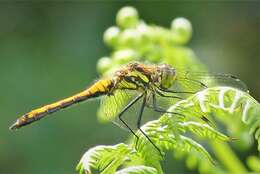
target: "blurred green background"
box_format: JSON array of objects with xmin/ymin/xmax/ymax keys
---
[{"xmin": 0, "ymin": 2, "xmax": 259, "ymax": 174}]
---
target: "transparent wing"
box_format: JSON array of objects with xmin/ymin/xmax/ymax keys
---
[
  {"xmin": 97, "ymin": 89, "xmax": 141, "ymax": 129},
  {"xmin": 173, "ymin": 70, "xmax": 248, "ymax": 94}
]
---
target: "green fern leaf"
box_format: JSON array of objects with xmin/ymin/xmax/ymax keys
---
[
  {"xmin": 178, "ymin": 87, "xmax": 260, "ymax": 149},
  {"xmin": 135, "ymin": 119, "xmax": 215, "ymax": 164},
  {"xmin": 76, "ymin": 143, "xmax": 131, "ymax": 174},
  {"xmin": 115, "ymin": 166, "xmax": 158, "ymax": 174},
  {"xmin": 179, "ymin": 121, "xmax": 231, "ymax": 141}
]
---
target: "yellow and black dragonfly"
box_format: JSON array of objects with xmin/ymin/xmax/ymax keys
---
[{"xmin": 10, "ymin": 62, "xmax": 247, "ymax": 153}]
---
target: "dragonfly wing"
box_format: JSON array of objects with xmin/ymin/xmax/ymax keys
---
[
  {"xmin": 174, "ymin": 70, "xmax": 248, "ymax": 93},
  {"xmin": 97, "ymin": 89, "xmax": 140, "ymax": 129}
]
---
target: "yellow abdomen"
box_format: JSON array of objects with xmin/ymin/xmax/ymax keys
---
[{"xmin": 10, "ymin": 79, "xmax": 114, "ymax": 130}]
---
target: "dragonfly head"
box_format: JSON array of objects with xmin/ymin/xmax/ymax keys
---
[{"xmin": 157, "ymin": 64, "xmax": 176, "ymax": 89}]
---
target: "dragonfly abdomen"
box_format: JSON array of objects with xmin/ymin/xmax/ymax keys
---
[{"xmin": 9, "ymin": 79, "xmax": 114, "ymax": 130}]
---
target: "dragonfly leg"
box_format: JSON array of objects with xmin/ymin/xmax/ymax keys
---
[
  {"xmin": 118, "ymin": 93, "xmax": 144, "ymax": 143},
  {"xmin": 159, "ymin": 88, "xmax": 197, "ymax": 94},
  {"xmin": 149, "ymin": 93, "xmax": 186, "ymax": 118},
  {"xmin": 136, "ymin": 92, "xmax": 163, "ymax": 156},
  {"xmin": 151, "ymin": 93, "xmax": 214, "ymax": 127},
  {"xmin": 155, "ymin": 89, "xmax": 184, "ymax": 100}
]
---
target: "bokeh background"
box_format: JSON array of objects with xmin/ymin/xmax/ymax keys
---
[{"xmin": 0, "ymin": 1, "xmax": 259, "ymax": 174}]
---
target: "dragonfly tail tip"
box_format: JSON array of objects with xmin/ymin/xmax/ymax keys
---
[{"xmin": 9, "ymin": 121, "xmax": 19, "ymax": 131}]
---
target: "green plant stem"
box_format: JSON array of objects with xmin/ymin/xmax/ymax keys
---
[{"xmin": 210, "ymin": 140, "xmax": 248, "ymax": 174}]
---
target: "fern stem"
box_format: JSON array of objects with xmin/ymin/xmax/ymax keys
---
[{"xmin": 210, "ymin": 141, "xmax": 248, "ymax": 174}]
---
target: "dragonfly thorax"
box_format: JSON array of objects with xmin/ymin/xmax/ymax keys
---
[{"xmin": 156, "ymin": 64, "xmax": 176, "ymax": 89}]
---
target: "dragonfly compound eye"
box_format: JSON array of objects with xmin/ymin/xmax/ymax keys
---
[{"xmin": 158, "ymin": 64, "xmax": 176, "ymax": 89}]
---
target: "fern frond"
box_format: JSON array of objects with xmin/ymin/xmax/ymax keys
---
[
  {"xmin": 115, "ymin": 166, "xmax": 158, "ymax": 174},
  {"xmin": 76, "ymin": 143, "xmax": 131, "ymax": 174},
  {"xmin": 135, "ymin": 119, "xmax": 215, "ymax": 164},
  {"xmin": 180, "ymin": 87, "xmax": 260, "ymax": 149},
  {"xmin": 179, "ymin": 121, "xmax": 231, "ymax": 141}
]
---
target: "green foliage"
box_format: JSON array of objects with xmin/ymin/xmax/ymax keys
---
[
  {"xmin": 116, "ymin": 6, "xmax": 139, "ymax": 29},
  {"xmin": 115, "ymin": 166, "xmax": 158, "ymax": 174},
  {"xmin": 77, "ymin": 6, "xmax": 260, "ymax": 174},
  {"xmin": 76, "ymin": 143, "xmax": 132, "ymax": 174},
  {"xmin": 77, "ymin": 87, "xmax": 260, "ymax": 174}
]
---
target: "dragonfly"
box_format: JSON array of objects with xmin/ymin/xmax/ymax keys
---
[{"xmin": 10, "ymin": 62, "xmax": 247, "ymax": 153}]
